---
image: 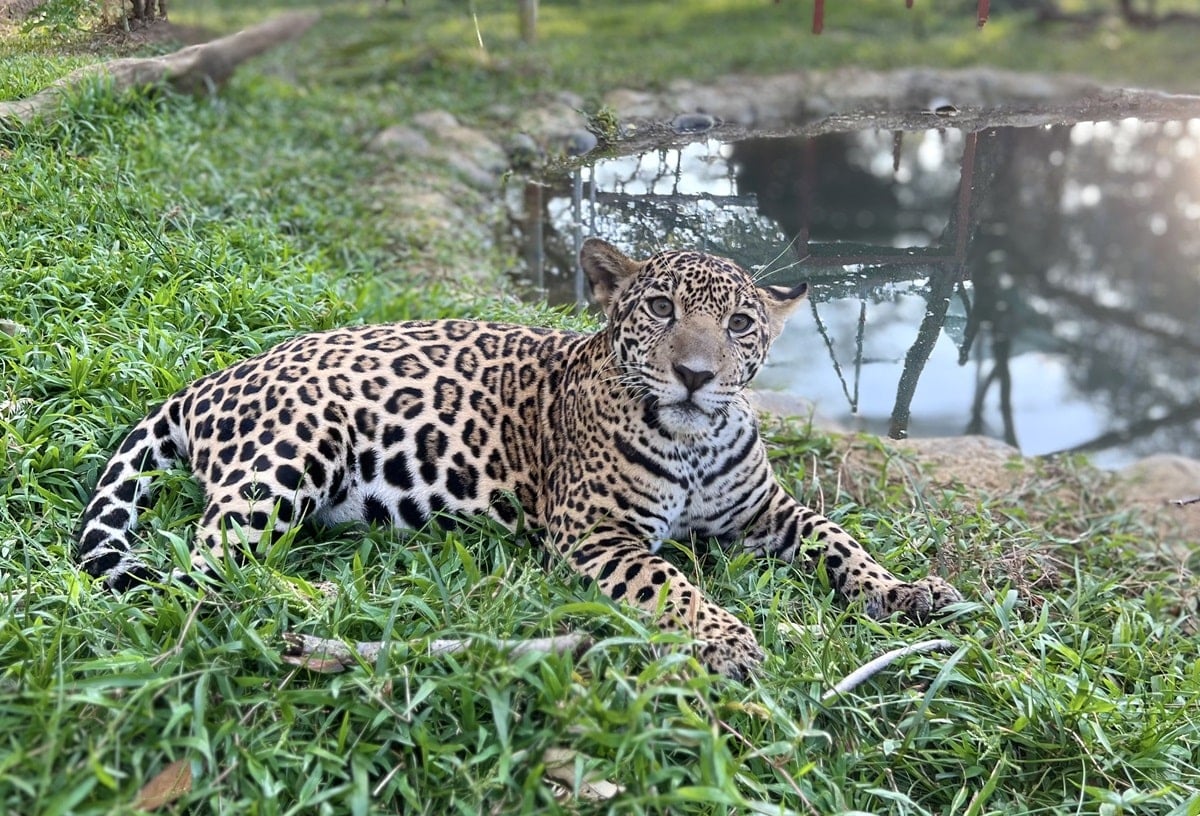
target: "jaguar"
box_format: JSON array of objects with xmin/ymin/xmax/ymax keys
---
[{"xmin": 76, "ymin": 238, "xmax": 961, "ymax": 678}]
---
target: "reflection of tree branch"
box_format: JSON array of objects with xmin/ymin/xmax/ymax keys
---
[
  {"xmin": 793, "ymin": 263, "xmax": 942, "ymax": 291},
  {"xmin": 889, "ymin": 132, "xmax": 991, "ymax": 440},
  {"xmin": 967, "ymin": 366, "xmax": 994, "ymax": 434},
  {"xmin": 957, "ymin": 284, "xmax": 977, "ymax": 365},
  {"xmin": 590, "ymin": 189, "xmax": 759, "ymax": 209},
  {"xmin": 1035, "ymin": 279, "xmax": 1200, "ymax": 355},
  {"xmin": 1064, "ymin": 401, "xmax": 1200, "ymax": 453},
  {"xmin": 967, "ymin": 336, "xmax": 1019, "ymax": 448},
  {"xmin": 809, "ymin": 299, "xmax": 858, "ymax": 411},
  {"xmin": 888, "ymin": 264, "xmax": 959, "ymax": 439},
  {"xmin": 802, "ymin": 243, "xmax": 962, "ymax": 266},
  {"xmin": 996, "ymin": 340, "xmax": 1016, "ymax": 447}
]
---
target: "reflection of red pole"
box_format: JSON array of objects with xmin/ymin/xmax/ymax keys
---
[
  {"xmin": 978, "ymin": 0, "xmax": 989, "ymax": 26},
  {"xmin": 954, "ymin": 132, "xmax": 979, "ymax": 262},
  {"xmin": 813, "ymin": 0, "xmax": 824, "ymax": 33},
  {"xmin": 800, "ymin": 138, "xmax": 816, "ymax": 256}
]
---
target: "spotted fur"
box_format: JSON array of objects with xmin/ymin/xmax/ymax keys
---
[{"xmin": 76, "ymin": 238, "xmax": 960, "ymax": 678}]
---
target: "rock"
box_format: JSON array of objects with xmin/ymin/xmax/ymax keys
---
[
  {"xmin": 670, "ymin": 112, "xmax": 719, "ymax": 134},
  {"xmin": 506, "ymin": 133, "xmax": 542, "ymax": 167},
  {"xmin": 829, "ymin": 433, "xmax": 1200, "ymax": 555},
  {"xmin": 601, "ymin": 88, "xmax": 660, "ymax": 120},
  {"xmin": 411, "ymin": 109, "xmax": 460, "ymax": 132},
  {"xmin": 833, "ymin": 432, "xmax": 1028, "ymax": 513},
  {"xmin": 563, "ymin": 129, "xmax": 598, "ymax": 157},
  {"xmin": 367, "ymin": 125, "xmax": 432, "ymax": 158},
  {"xmin": 888, "ymin": 435, "xmax": 1024, "ymax": 495},
  {"xmin": 371, "ymin": 112, "xmax": 510, "ymax": 187},
  {"xmin": 552, "ymin": 90, "xmax": 585, "ymax": 111},
  {"xmin": 748, "ymin": 389, "xmax": 844, "ymax": 433},
  {"xmin": 598, "ymin": 68, "xmax": 1123, "ymax": 138},
  {"xmin": 416, "ymin": 111, "xmax": 508, "ymax": 168},
  {"xmin": 1116, "ymin": 455, "xmax": 1200, "ymax": 551},
  {"xmin": 513, "ymin": 100, "xmax": 589, "ymax": 143},
  {"xmin": 1118, "ymin": 454, "xmax": 1200, "ymax": 499},
  {"xmin": 359, "ymin": 110, "xmax": 506, "ymax": 284}
]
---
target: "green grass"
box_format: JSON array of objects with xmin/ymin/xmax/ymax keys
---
[{"xmin": 3, "ymin": 1, "xmax": 1200, "ymax": 813}]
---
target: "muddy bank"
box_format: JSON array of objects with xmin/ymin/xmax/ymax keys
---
[{"xmin": 752, "ymin": 391, "xmax": 1200, "ymax": 553}]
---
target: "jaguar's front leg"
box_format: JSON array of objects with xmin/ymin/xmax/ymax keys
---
[
  {"xmin": 548, "ymin": 523, "xmax": 765, "ymax": 679},
  {"xmin": 741, "ymin": 482, "xmax": 962, "ymax": 620}
]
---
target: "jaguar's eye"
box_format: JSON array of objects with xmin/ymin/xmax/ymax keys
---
[
  {"xmin": 728, "ymin": 313, "xmax": 754, "ymax": 334},
  {"xmin": 647, "ymin": 296, "xmax": 674, "ymax": 319}
]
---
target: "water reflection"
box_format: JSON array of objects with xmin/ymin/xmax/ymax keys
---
[{"xmin": 510, "ymin": 119, "xmax": 1200, "ymax": 467}]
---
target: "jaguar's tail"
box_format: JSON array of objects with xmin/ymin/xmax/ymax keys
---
[{"xmin": 75, "ymin": 398, "xmax": 185, "ymax": 590}]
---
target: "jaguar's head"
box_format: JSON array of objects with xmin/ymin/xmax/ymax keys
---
[{"xmin": 580, "ymin": 238, "xmax": 808, "ymax": 436}]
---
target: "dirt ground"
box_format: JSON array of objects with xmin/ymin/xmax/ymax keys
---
[
  {"xmin": 1, "ymin": 0, "xmax": 43, "ymax": 26},
  {"xmin": 1, "ymin": 0, "xmax": 210, "ymax": 49}
]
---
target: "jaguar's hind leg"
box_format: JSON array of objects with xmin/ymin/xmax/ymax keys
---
[{"xmin": 178, "ymin": 480, "xmax": 320, "ymax": 583}]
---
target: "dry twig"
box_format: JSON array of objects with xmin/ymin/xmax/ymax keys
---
[
  {"xmin": 280, "ymin": 631, "xmax": 593, "ymax": 673},
  {"xmin": 822, "ymin": 638, "xmax": 957, "ymax": 701}
]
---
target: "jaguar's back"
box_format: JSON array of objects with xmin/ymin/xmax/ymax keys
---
[{"xmin": 77, "ymin": 238, "xmax": 960, "ymax": 678}]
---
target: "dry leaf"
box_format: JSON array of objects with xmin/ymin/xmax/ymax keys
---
[
  {"xmin": 134, "ymin": 757, "xmax": 193, "ymax": 810},
  {"xmin": 541, "ymin": 747, "xmax": 624, "ymax": 801}
]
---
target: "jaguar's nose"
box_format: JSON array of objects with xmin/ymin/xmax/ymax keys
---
[{"xmin": 673, "ymin": 363, "xmax": 715, "ymax": 393}]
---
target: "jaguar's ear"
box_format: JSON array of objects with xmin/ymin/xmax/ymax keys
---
[
  {"xmin": 580, "ymin": 238, "xmax": 643, "ymax": 314},
  {"xmin": 758, "ymin": 281, "xmax": 808, "ymax": 339}
]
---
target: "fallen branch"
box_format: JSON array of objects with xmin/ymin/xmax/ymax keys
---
[
  {"xmin": 280, "ymin": 631, "xmax": 593, "ymax": 673},
  {"xmin": 0, "ymin": 11, "xmax": 318, "ymax": 126},
  {"xmin": 822, "ymin": 638, "xmax": 957, "ymax": 701}
]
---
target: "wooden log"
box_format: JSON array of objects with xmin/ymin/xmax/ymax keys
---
[{"xmin": 0, "ymin": 11, "xmax": 319, "ymax": 126}]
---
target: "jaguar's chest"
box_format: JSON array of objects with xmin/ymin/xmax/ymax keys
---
[{"xmin": 607, "ymin": 424, "xmax": 761, "ymax": 546}]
